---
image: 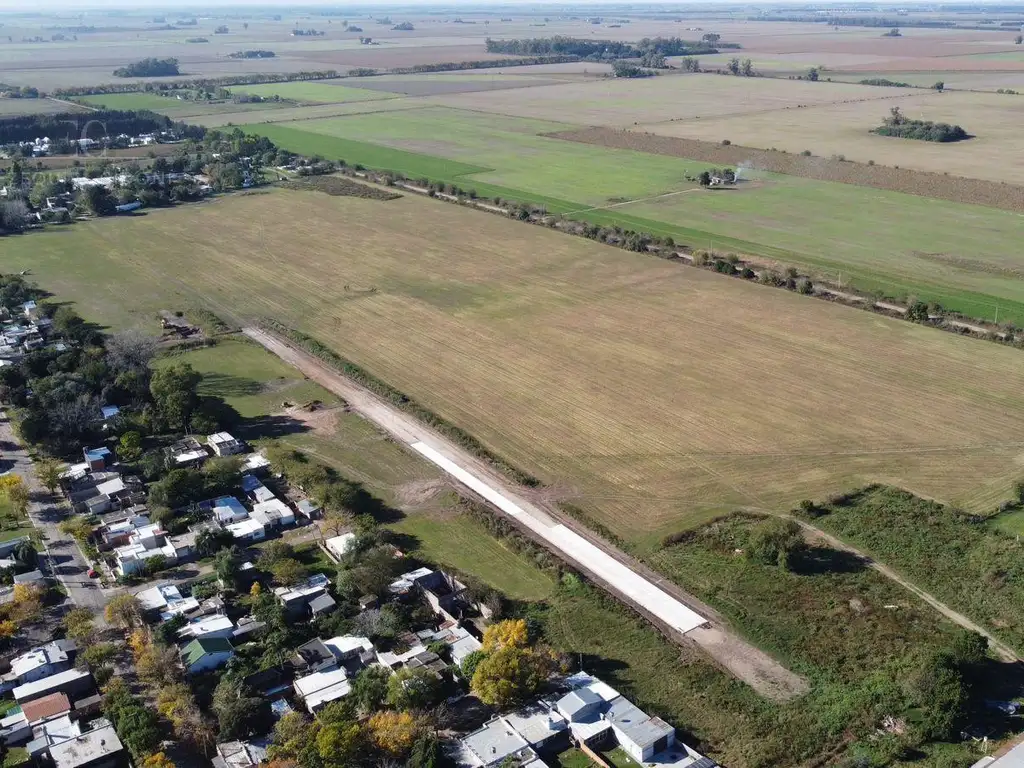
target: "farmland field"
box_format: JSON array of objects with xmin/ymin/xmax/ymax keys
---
[
  {"xmin": 637, "ymin": 88, "xmax": 1024, "ymax": 186},
  {"xmin": 240, "ymin": 107, "xmax": 1024, "ymax": 323},
  {"xmin": 0, "ymin": 98, "xmax": 87, "ymax": 116},
  {"xmin": 226, "ymin": 81, "xmax": 394, "ymax": 104},
  {"xmin": 7, "ymin": 190, "xmax": 1024, "ymax": 548}
]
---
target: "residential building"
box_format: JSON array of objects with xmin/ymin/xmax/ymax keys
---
[
  {"xmin": 274, "ymin": 573, "xmax": 330, "ymax": 617},
  {"xmin": 390, "ymin": 567, "xmax": 471, "ymax": 621},
  {"xmin": 137, "ymin": 583, "xmax": 193, "ymax": 617},
  {"xmin": 7, "ymin": 641, "xmax": 75, "ymax": 686},
  {"xmin": 168, "ymin": 437, "xmax": 209, "ymax": 468},
  {"xmin": 182, "ymin": 637, "xmax": 235, "ymax": 674},
  {"xmin": 308, "ymin": 593, "xmax": 337, "ymax": 619},
  {"xmin": 226, "ymin": 518, "xmax": 265, "ymax": 542},
  {"xmin": 296, "ymin": 499, "xmax": 321, "ymax": 520},
  {"xmin": 242, "ymin": 453, "xmax": 270, "ymax": 474},
  {"xmin": 12, "ymin": 570, "xmax": 44, "ymax": 586},
  {"xmin": 113, "ymin": 522, "xmax": 181, "ymax": 576},
  {"xmin": 178, "ymin": 614, "xmax": 235, "ymax": 641},
  {"xmin": 421, "ymin": 622, "xmax": 482, "ymax": 666},
  {"xmin": 82, "ymin": 447, "xmax": 112, "ymax": 472},
  {"xmin": 293, "ymin": 666, "xmax": 352, "ymax": 714},
  {"xmin": 208, "ymin": 496, "xmax": 248, "ymax": 525},
  {"xmin": 48, "ymin": 722, "xmax": 128, "ymax": 768},
  {"xmin": 324, "ymin": 533, "xmax": 356, "ymax": 563},
  {"xmin": 212, "ymin": 738, "xmax": 271, "ymax": 768},
  {"xmin": 207, "ymin": 432, "xmax": 245, "ymax": 457},
  {"xmin": 251, "ymin": 498, "xmax": 295, "ymax": 528},
  {"xmin": 13, "ymin": 669, "xmax": 94, "ymax": 705},
  {"xmin": 1, "ymin": 692, "xmax": 73, "ymax": 744},
  {"xmin": 241, "ymin": 474, "xmax": 274, "ymax": 503}
]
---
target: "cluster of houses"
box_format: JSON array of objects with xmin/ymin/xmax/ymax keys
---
[
  {"xmin": 11, "ymin": 132, "xmax": 164, "ymax": 159},
  {"xmin": 454, "ymin": 672, "xmax": 716, "ymax": 768},
  {"xmin": 0, "ymin": 301, "xmax": 66, "ymax": 364},
  {"xmin": 62, "ymin": 429, "xmax": 323, "ymax": 580},
  {"xmin": 0, "ymin": 641, "xmax": 127, "ymax": 768}
]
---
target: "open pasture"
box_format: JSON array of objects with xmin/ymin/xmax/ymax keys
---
[
  {"xmin": 637, "ymin": 88, "xmax": 1024, "ymax": 186},
  {"xmin": 242, "ymin": 105, "xmax": 1024, "ymax": 323},
  {"xmin": 428, "ymin": 73, "xmax": 896, "ymax": 127},
  {"xmin": 6, "ymin": 190, "xmax": 1024, "ymax": 547},
  {"xmin": 0, "ymin": 98, "xmax": 87, "ymax": 116}
]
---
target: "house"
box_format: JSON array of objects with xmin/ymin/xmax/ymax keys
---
[
  {"xmin": 241, "ymin": 474, "xmax": 275, "ymax": 503},
  {"xmin": 21, "ymin": 301, "xmax": 37, "ymax": 319},
  {"xmin": 99, "ymin": 405, "xmax": 120, "ymax": 422},
  {"xmin": 98, "ymin": 513, "xmax": 151, "ymax": 548},
  {"xmin": 82, "ymin": 447, "xmax": 112, "ymax": 472},
  {"xmin": 293, "ymin": 667, "xmax": 351, "ymax": 714},
  {"xmin": 1, "ymin": 692, "xmax": 73, "ymax": 744},
  {"xmin": 323, "ymin": 636, "xmax": 374, "ymax": 664},
  {"xmin": 296, "ymin": 499, "xmax": 321, "ymax": 520},
  {"xmin": 136, "ymin": 583, "xmax": 194, "ymax": 617},
  {"xmin": 242, "ymin": 453, "xmax": 270, "ymax": 475},
  {"xmin": 113, "ymin": 522, "xmax": 180, "ymax": 576},
  {"xmin": 390, "ymin": 567, "xmax": 470, "ymax": 622},
  {"xmin": 182, "ymin": 637, "xmax": 235, "ymax": 674},
  {"xmin": 0, "ymin": 537, "xmax": 30, "ymax": 562},
  {"xmin": 208, "ymin": 496, "xmax": 248, "ymax": 525},
  {"xmin": 178, "ymin": 614, "xmax": 235, "ymax": 641},
  {"xmin": 207, "ymin": 432, "xmax": 245, "ymax": 457},
  {"xmin": 324, "ymin": 533, "xmax": 356, "ymax": 563},
  {"xmin": 12, "ymin": 570, "xmax": 45, "ymax": 586},
  {"xmin": 308, "ymin": 593, "xmax": 337, "ymax": 619},
  {"xmin": 168, "ymin": 437, "xmax": 208, "ymax": 468},
  {"xmin": 226, "ymin": 518, "xmax": 265, "ymax": 542},
  {"xmin": 212, "ymin": 737, "xmax": 270, "ymax": 768},
  {"xmin": 48, "ymin": 722, "xmax": 128, "ymax": 768},
  {"xmin": 231, "ymin": 616, "xmax": 267, "ymax": 645},
  {"xmin": 13, "ymin": 669, "xmax": 94, "ymax": 705},
  {"xmin": 26, "ymin": 713, "xmax": 81, "ymax": 758},
  {"xmin": 251, "ymin": 498, "xmax": 295, "ymax": 528},
  {"xmin": 422, "ymin": 622, "xmax": 482, "ymax": 666},
  {"xmin": 274, "ymin": 573, "xmax": 330, "ymax": 617},
  {"xmin": 7, "ymin": 641, "xmax": 75, "ymax": 685}
]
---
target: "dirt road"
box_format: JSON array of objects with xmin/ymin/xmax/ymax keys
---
[
  {"xmin": 791, "ymin": 517, "xmax": 1020, "ymax": 663},
  {"xmin": 244, "ymin": 326, "xmax": 808, "ymax": 700}
]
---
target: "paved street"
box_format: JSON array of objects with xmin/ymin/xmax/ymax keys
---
[{"xmin": 0, "ymin": 410, "xmax": 111, "ymax": 614}]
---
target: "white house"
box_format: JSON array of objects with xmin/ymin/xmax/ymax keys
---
[
  {"xmin": 226, "ymin": 518, "xmax": 265, "ymax": 542},
  {"xmin": 178, "ymin": 614, "xmax": 235, "ymax": 641},
  {"xmin": 113, "ymin": 521, "xmax": 180, "ymax": 576},
  {"xmin": 207, "ymin": 432, "xmax": 245, "ymax": 457},
  {"xmin": 210, "ymin": 496, "xmax": 249, "ymax": 524},
  {"xmin": 324, "ymin": 533, "xmax": 356, "ymax": 562},
  {"xmin": 293, "ymin": 667, "xmax": 351, "ymax": 713},
  {"xmin": 251, "ymin": 498, "xmax": 295, "ymax": 528},
  {"xmin": 7, "ymin": 641, "xmax": 75, "ymax": 685},
  {"xmin": 274, "ymin": 573, "xmax": 330, "ymax": 616}
]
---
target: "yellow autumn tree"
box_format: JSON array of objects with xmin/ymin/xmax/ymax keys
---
[
  {"xmin": 366, "ymin": 711, "xmax": 422, "ymax": 756},
  {"xmin": 142, "ymin": 752, "xmax": 175, "ymax": 768},
  {"xmin": 481, "ymin": 618, "xmax": 529, "ymax": 653},
  {"xmin": 105, "ymin": 593, "xmax": 142, "ymax": 629},
  {"xmin": 0, "ymin": 620, "xmax": 16, "ymax": 639},
  {"xmin": 250, "ymin": 581, "xmax": 262, "ymax": 597},
  {"xmin": 472, "ymin": 646, "xmax": 558, "ymax": 709}
]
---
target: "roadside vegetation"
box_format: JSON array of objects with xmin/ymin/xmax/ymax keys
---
[{"xmin": 802, "ymin": 485, "xmax": 1024, "ymax": 655}]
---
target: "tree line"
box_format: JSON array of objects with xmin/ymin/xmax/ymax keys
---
[
  {"xmin": 227, "ymin": 50, "xmax": 275, "ymax": 59},
  {"xmin": 0, "ymin": 109, "xmax": 191, "ymax": 146},
  {"xmin": 485, "ymin": 35, "xmax": 729, "ymax": 59},
  {"xmin": 52, "ymin": 70, "xmax": 340, "ymax": 98}
]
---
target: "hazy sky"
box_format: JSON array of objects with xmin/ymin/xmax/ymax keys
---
[{"xmin": 0, "ymin": 0, "xmax": 802, "ymax": 11}]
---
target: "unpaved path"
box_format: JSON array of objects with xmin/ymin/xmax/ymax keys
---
[
  {"xmin": 243, "ymin": 326, "xmax": 809, "ymax": 700},
  {"xmin": 789, "ymin": 516, "xmax": 1020, "ymax": 663}
]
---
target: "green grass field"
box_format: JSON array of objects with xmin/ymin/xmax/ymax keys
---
[
  {"xmin": 78, "ymin": 92, "xmax": 184, "ymax": 111},
  {"xmin": 240, "ymin": 105, "xmax": 1024, "ymax": 324},
  {"xmin": 227, "ymin": 81, "xmax": 392, "ymax": 104},
  {"xmin": 391, "ymin": 508, "xmax": 555, "ymax": 600},
  {"xmin": 156, "ymin": 336, "xmax": 332, "ymax": 419}
]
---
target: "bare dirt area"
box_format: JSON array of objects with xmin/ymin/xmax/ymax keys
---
[{"xmin": 554, "ymin": 127, "xmax": 1024, "ymax": 212}]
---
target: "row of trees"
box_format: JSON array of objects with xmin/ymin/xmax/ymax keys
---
[
  {"xmin": 726, "ymin": 57, "xmax": 756, "ymax": 76},
  {"xmin": 0, "ymin": 108, "xmax": 187, "ymax": 147},
  {"xmin": 485, "ymin": 35, "xmax": 726, "ymax": 59},
  {"xmin": 53, "ymin": 70, "xmax": 340, "ymax": 98},
  {"xmin": 227, "ymin": 50, "xmax": 275, "ymax": 59}
]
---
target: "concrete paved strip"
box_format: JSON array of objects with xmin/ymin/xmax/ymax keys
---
[{"xmin": 410, "ymin": 440, "xmax": 707, "ymax": 635}]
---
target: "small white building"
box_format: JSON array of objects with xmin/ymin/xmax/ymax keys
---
[
  {"xmin": 293, "ymin": 667, "xmax": 351, "ymax": 713},
  {"xmin": 324, "ymin": 533, "xmax": 356, "ymax": 563},
  {"xmin": 226, "ymin": 518, "xmax": 265, "ymax": 542},
  {"xmin": 251, "ymin": 498, "xmax": 295, "ymax": 528},
  {"xmin": 8, "ymin": 641, "xmax": 74, "ymax": 686},
  {"xmin": 207, "ymin": 432, "xmax": 245, "ymax": 457},
  {"xmin": 211, "ymin": 496, "xmax": 249, "ymax": 524},
  {"xmin": 178, "ymin": 614, "xmax": 235, "ymax": 641}
]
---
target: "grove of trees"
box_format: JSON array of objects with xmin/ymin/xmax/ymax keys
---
[
  {"xmin": 112, "ymin": 58, "xmax": 181, "ymax": 78},
  {"xmin": 874, "ymin": 107, "xmax": 968, "ymax": 143}
]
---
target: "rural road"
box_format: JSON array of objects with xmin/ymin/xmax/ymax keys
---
[
  {"xmin": 790, "ymin": 516, "xmax": 1021, "ymax": 663},
  {"xmin": 244, "ymin": 326, "xmax": 809, "ymax": 700},
  {"xmin": 0, "ymin": 411, "xmax": 110, "ymax": 616}
]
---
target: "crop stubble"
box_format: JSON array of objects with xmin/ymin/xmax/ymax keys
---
[{"xmin": 7, "ymin": 190, "xmax": 1024, "ymax": 545}]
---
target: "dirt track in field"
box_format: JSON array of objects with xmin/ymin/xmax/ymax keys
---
[{"xmin": 551, "ymin": 127, "xmax": 1024, "ymax": 213}]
